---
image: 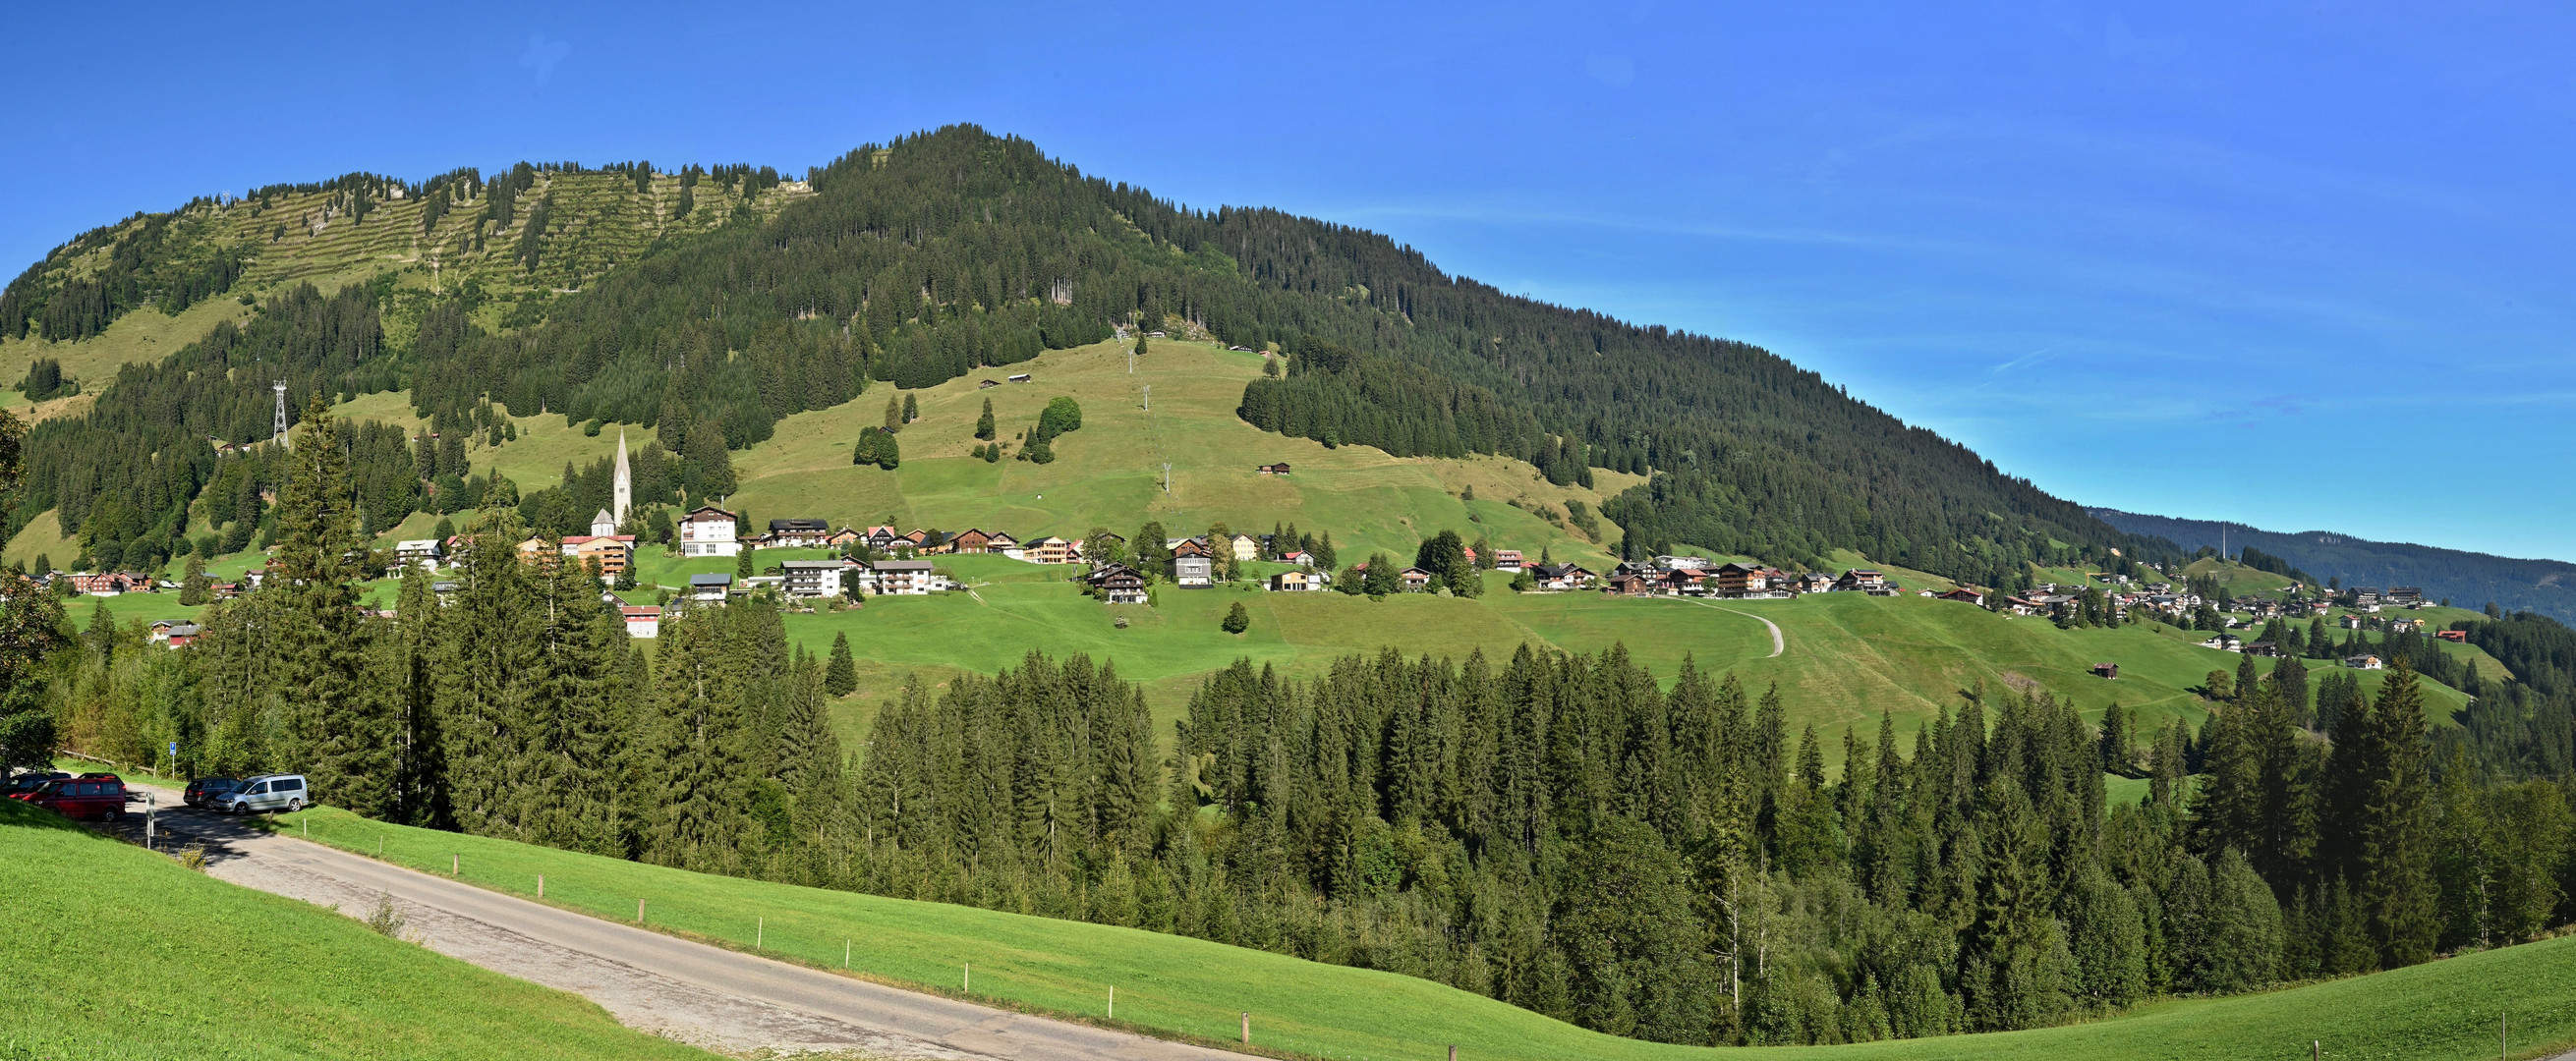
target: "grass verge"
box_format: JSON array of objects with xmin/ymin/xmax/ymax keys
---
[
  {"xmin": 0, "ymin": 799, "xmax": 711, "ymax": 1061},
  {"xmin": 280, "ymin": 805, "xmax": 2576, "ymax": 1061}
]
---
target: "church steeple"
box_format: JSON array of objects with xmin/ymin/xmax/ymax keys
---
[{"xmin": 613, "ymin": 428, "xmax": 633, "ymax": 526}]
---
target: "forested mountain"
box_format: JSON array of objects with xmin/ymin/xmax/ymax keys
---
[
  {"xmin": 8, "ymin": 125, "xmax": 2163, "ymax": 583},
  {"xmin": 2091, "ymin": 509, "xmax": 2576, "ymax": 624}
]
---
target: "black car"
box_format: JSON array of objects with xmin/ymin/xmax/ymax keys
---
[
  {"xmin": 4, "ymin": 771, "xmax": 68, "ymax": 799},
  {"xmin": 184, "ymin": 776, "xmax": 245, "ymax": 809}
]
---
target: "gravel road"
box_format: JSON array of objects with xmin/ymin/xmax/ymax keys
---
[{"xmin": 110, "ymin": 784, "xmax": 1244, "ymax": 1061}]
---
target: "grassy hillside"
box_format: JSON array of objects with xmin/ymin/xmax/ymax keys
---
[
  {"xmin": 8, "ymin": 338, "xmax": 2492, "ymax": 753},
  {"xmin": 0, "ymin": 799, "xmax": 711, "ymax": 1061},
  {"xmin": 280, "ymin": 803, "xmax": 2576, "ymax": 1061},
  {"xmin": 0, "ymin": 168, "xmax": 809, "ymax": 390}
]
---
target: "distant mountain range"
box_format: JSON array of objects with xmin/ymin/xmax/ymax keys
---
[{"xmin": 2089, "ymin": 508, "xmax": 2576, "ymax": 622}]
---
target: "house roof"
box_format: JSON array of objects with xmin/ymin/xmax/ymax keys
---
[
  {"xmin": 872, "ymin": 560, "xmax": 935, "ymax": 572},
  {"xmin": 690, "ymin": 573, "xmax": 735, "ymax": 586},
  {"xmin": 682, "ymin": 506, "xmax": 736, "ymax": 523}
]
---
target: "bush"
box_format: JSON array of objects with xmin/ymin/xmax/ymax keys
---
[{"xmin": 1222, "ymin": 601, "xmax": 1249, "ymax": 634}]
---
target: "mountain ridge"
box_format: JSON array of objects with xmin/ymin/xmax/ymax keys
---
[{"xmin": 2090, "ymin": 506, "xmax": 2576, "ymax": 622}]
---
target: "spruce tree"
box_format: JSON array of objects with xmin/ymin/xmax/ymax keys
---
[
  {"xmin": 902, "ymin": 393, "xmax": 919, "ymax": 423},
  {"xmin": 272, "ymin": 398, "xmax": 398, "ymax": 818},
  {"xmin": 884, "ymin": 393, "xmax": 901, "ymax": 432},
  {"xmin": 1221, "ymin": 601, "xmax": 1249, "ymax": 634},
  {"xmin": 2354, "ymin": 658, "xmax": 2439, "ymax": 967},
  {"xmin": 877, "ymin": 430, "xmax": 900, "ymax": 471},
  {"xmin": 826, "ymin": 631, "xmax": 858, "ymax": 697},
  {"xmin": 975, "ymin": 397, "xmax": 996, "ymax": 440}
]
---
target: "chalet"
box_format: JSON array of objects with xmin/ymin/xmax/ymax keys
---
[
  {"xmin": 2435, "ymin": 629, "xmax": 2468, "ymax": 643},
  {"xmin": 688, "ymin": 573, "xmax": 735, "ymax": 601},
  {"xmin": 1608, "ymin": 572, "xmax": 1656, "ymax": 596},
  {"xmin": 1663, "ymin": 568, "xmax": 1710, "ymax": 596},
  {"xmin": 949, "ymin": 529, "xmax": 997, "ymax": 554},
  {"xmin": 1091, "ymin": 563, "xmax": 1149, "ymax": 604},
  {"xmin": 982, "ymin": 530, "xmax": 1020, "ymax": 555},
  {"xmin": 678, "ymin": 506, "xmax": 741, "ymax": 558},
  {"xmin": 1399, "ymin": 567, "xmax": 1437, "ymax": 592},
  {"xmin": 2243, "ymin": 641, "xmax": 2282, "ymax": 657},
  {"xmin": 1227, "ymin": 534, "xmax": 1260, "ymax": 562},
  {"xmin": 1269, "ymin": 569, "xmax": 1326, "ymax": 592},
  {"xmin": 2201, "ymin": 633, "xmax": 2244, "ymax": 651},
  {"xmin": 148, "ymin": 621, "xmax": 179, "ymax": 643},
  {"xmin": 66, "ymin": 572, "xmax": 142, "ymax": 596},
  {"xmin": 1712, "ymin": 562, "xmax": 1772, "ymax": 597},
  {"xmin": 1531, "ymin": 563, "xmax": 1594, "ymax": 591},
  {"xmin": 1656, "ymin": 555, "xmax": 1711, "ymax": 571},
  {"xmin": 1256, "ymin": 463, "xmax": 1292, "ymax": 475},
  {"xmin": 1492, "ymin": 549, "xmax": 1524, "ymax": 573},
  {"xmin": 825, "ymin": 528, "xmax": 862, "ymax": 548},
  {"xmin": 1018, "ymin": 537, "xmax": 1079, "ymax": 565},
  {"xmin": 2341, "ymin": 614, "xmax": 2367, "ymax": 630},
  {"xmin": 977, "ymin": 379, "xmax": 1002, "ymax": 389},
  {"xmin": 1834, "ymin": 569, "xmax": 1890, "ymax": 594},
  {"xmin": 2091, "ymin": 662, "xmax": 2119, "ymax": 680},
  {"xmin": 1173, "ymin": 554, "xmax": 1215, "ymax": 587},
  {"xmin": 2344, "ymin": 654, "xmax": 2385, "ymax": 670},
  {"xmin": 1936, "ymin": 587, "xmax": 1985, "ymax": 606},
  {"xmin": 621, "ymin": 606, "xmax": 661, "ymax": 639},
  {"xmin": 862, "ymin": 526, "xmax": 904, "ymax": 552},
  {"xmin": 1007, "ymin": 372, "xmax": 1032, "ymax": 383},
  {"xmin": 2388, "ymin": 617, "xmax": 2424, "ymax": 634},
  {"xmin": 767, "ymin": 519, "xmax": 833, "ymax": 548},
  {"xmin": 865, "ymin": 560, "xmax": 939, "ymax": 595},
  {"xmin": 212, "ymin": 582, "xmax": 243, "ymax": 600},
  {"xmin": 163, "ymin": 623, "xmax": 201, "ymax": 648},
  {"xmin": 2388, "ymin": 586, "xmax": 2425, "ymax": 605},
  {"xmin": 777, "ymin": 560, "xmax": 846, "ymax": 598},
  {"xmin": 394, "ymin": 539, "xmax": 443, "ymax": 569},
  {"xmin": 1171, "ymin": 537, "xmax": 1212, "ymax": 559},
  {"xmin": 566, "ymin": 535, "xmax": 635, "ymax": 577},
  {"xmin": 1278, "ymin": 550, "xmax": 1314, "ymax": 567},
  {"xmin": 1796, "ymin": 572, "xmax": 1835, "ymax": 594}
]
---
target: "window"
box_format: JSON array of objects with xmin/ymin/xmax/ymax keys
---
[
  {"xmin": 279, "ymin": 778, "xmax": 303, "ymax": 791},
  {"xmin": 248, "ymin": 782, "xmax": 269, "ymax": 795}
]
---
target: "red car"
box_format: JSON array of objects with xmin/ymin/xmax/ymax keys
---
[{"xmin": 25, "ymin": 774, "xmax": 130, "ymax": 820}]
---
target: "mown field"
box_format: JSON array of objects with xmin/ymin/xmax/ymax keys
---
[
  {"xmin": 0, "ymin": 799, "xmax": 712, "ymax": 1061},
  {"xmin": 277, "ymin": 804, "xmax": 2576, "ymax": 1061}
]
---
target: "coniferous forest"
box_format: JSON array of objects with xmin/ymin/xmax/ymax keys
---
[{"xmin": 12, "ymin": 403, "xmax": 2574, "ymax": 1048}]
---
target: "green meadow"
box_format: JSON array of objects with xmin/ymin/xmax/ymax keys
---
[
  {"xmin": 0, "ymin": 799, "xmax": 711, "ymax": 1061},
  {"xmin": 278, "ymin": 803, "xmax": 2576, "ymax": 1061},
  {"xmin": 7, "ymin": 336, "xmax": 2497, "ymax": 756}
]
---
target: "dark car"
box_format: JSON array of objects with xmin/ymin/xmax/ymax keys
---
[
  {"xmin": 29, "ymin": 775, "xmax": 129, "ymax": 820},
  {"xmin": 4, "ymin": 771, "xmax": 69, "ymax": 800},
  {"xmin": 185, "ymin": 776, "xmax": 245, "ymax": 809}
]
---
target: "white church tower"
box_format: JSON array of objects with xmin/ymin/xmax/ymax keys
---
[{"xmin": 612, "ymin": 429, "xmax": 633, "ymax": 526}]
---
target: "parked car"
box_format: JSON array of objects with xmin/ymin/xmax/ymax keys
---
[
  {"xmin": 221, "ymin": 774, "xmax": 311, "ymax": 814},
  {"xmin": 27, "ymin": 775, "xmax": 129, "ymax": 820},
  {"xmin": 4, "ymin": 770, "xmax": 69, "ymax": 800},
  {"xmin": 185, "ymin": 776, "xmax": 245, "ymax": 809}
]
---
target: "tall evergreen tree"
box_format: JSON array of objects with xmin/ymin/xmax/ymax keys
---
[{"xmin": 272, "ymin": 397, "xmax": 398, "ymax": 817}]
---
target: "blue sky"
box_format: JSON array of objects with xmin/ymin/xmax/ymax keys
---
[{"xmin": 9, "ymin": 2, "xmax": 2572, "ymax": 558}]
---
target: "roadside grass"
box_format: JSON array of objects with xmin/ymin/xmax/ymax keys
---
[
  {"xmin": 277, "ymin": 803, "xmax": 2576, "ymax": 1061},
  {"xmin": 0, "ymin": 799, "xmax": 712, "ymax": 1061}
]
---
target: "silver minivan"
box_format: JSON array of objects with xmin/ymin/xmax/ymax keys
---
[{"xmin": 224, "ymin": 774, "xmax": 311, "ymax": 814}]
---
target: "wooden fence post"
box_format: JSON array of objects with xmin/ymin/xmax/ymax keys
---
[{"xmin": 1240, "ymin": 1012, "xmax": 1249, "ymax": 1045}]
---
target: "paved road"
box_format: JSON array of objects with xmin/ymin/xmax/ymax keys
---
[{"xmin": 112, "ymin": 785, "xmax": 1243, "ymax": 1061}]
